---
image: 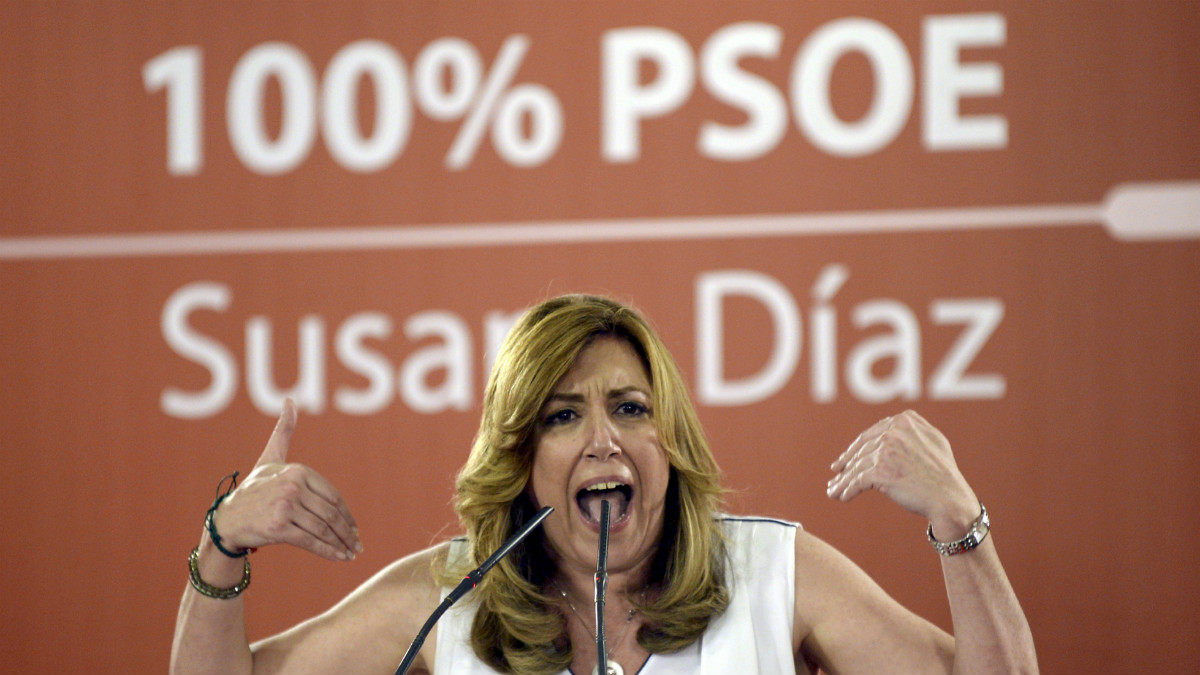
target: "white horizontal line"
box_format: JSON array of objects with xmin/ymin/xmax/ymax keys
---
[{"xmin": 0, "ymin": 203, "xmax": 1103, "ymax": 261}]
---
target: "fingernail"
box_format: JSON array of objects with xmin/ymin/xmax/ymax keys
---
[
  {"xmin": 354, "ymin": 541, "xmax": 363, "ymax": 553},
  {"xmin": 337, "ymin": 551, "xmax": 347, "ymax": 560}
]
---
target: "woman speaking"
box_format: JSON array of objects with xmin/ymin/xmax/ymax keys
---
[{"xmin": 170, "ymin": 294, "xmax": 1037, "ymax": 674}]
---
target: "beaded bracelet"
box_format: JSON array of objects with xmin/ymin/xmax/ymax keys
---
[{"xmin": 188, "ymin": 546, "xmax": 251, "ymax": 599}]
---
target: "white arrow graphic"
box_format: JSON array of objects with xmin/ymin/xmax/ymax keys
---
[{"xmin": 1, "ymin": 181, "xmax": 1197, "ymax": 261}]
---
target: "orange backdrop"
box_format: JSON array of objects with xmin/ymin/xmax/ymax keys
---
[{"xmin": 2, "ymin": 2, "xmax": 1198, "ymax": 673}]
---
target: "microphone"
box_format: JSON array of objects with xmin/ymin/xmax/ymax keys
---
[
  {"xmin": 595, "ymin": 500, "xmax": 610, "ymax": 675},
  {"xmin": 393, "ymin": 505, "xmax": 554, "ymax": 675}
]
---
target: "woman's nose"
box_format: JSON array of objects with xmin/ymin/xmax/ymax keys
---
[{"xmin": 584, "ymin": 416, "xmax": 621, "ymax": 460}]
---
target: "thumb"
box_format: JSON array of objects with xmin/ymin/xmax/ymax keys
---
[{"xmin": 255, "ymin": 398, "xmax": 297, "ymax": 467}]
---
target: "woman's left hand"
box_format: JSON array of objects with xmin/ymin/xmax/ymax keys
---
[{"xmin": 826, "ymin": 410, "xmax": 980, "ymax": 536}]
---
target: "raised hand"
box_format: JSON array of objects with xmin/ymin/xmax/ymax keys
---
[
  {"xmin": 826, "ymin": 410, "xmax": 980, "ymax": 537},
  {"xmin": 210, "ymin": 399, "xmax": 363, "ymax": 561}
]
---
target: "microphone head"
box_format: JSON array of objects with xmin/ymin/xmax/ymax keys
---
[{"xmin": 598, "ymin": 499, "xmax": 610, "ymax": 565}]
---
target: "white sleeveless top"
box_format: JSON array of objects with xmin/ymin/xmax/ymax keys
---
[{"xmin": 433, "ymin": 516, "xmax": 799, "ymax": 675}]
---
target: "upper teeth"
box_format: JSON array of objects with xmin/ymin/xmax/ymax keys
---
[{"xmin": 587, "ymin": 482, "xmax": 624, "ymax": 491}]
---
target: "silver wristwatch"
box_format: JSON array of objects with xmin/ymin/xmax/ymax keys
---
[{"xmin": 927, "ymin": 502, "xmax": 989, "ymax": 556}]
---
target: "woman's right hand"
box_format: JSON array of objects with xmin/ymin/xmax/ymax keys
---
[{"xmin": 210, "ymin": 399, "xmax": 363, "ymax": 561}]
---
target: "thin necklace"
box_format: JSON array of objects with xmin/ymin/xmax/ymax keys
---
[{"xmin": 553, "ymin": 581, "xmax": 637, "ymax": 675}]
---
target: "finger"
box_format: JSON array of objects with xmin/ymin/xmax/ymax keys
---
[
  {"xmin": 256, "ymin": 398, "xmax": 297, "ymax": 468},
  {"xmin": 301, "ymin": 470, "xmax": 361, "ymax": 541},
  {"xmin": 830, "ymin": 430, "xmax": 869, "ymax": 475},
  {"xmin": 255, "ymin": 480, "xmax": 354, "ymax": 560},
  {"xmin": 827, "ymin": 437, "xmax": 881, "ymax": 499},
  {"xmin": 830, "ymin": 429, "xmax": 882, "ymax": 483},
  {"xmin": 838, "ymin": 465, "xmax": 878, "ymax": 502},
  {"xmin": 831, "ymin": 443, "xmax": 884, "ymax": 500},
  {"xmin": 289, "ymin": 503, "xmax": 357, "ymax": 559},
  {"xmin": 280, "ymin": 520, "xmax": 357, "ymax": 562},
  {"xmin": 297, "ymin": 486, "xmax": 362, "ymax": 554},
  {"xmin": 831, "ymin": 415, "xmax": 892, "ymax": 473}
]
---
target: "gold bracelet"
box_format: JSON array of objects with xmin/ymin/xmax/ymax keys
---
[{"xmin": 188, "ymin": 546, "xmax": 251, "ymax": 599}]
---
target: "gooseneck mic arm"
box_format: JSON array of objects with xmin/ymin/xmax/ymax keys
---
[
  {"xmin": 595, "ymin": 500, "xmax": 611, "ymax": 675},
  {"xmin": 393, "ymin": 505, "xmax": 554, "ymax": 675}
]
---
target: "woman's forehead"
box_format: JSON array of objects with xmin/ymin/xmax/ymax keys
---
[{"xmin": 553, "ymin": 337, "xmax": 651, "ymax": 392}]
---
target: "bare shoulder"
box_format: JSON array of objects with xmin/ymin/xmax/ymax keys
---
[
  {"xmin": 357, "ymin": 540, "xmax": 452, "ymax": 602},
  {"xmin": 251, "ymin": 541, "xmax": 453, "ymax": 675},
  {"xmin": 791, "ymin": 528, "xmax": 874, "ymax": 637},
  {"xmin": 792, "ymin": 527, "xmax": 870, "ymax": 586},
  {"xmin": 791, "ymin": 529, "xmax": 952, "ymax": 674}
]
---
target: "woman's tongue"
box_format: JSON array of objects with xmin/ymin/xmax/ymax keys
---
[{"xmin": 578, "ymin": 488, "xmax": 629, "ymax": 524}]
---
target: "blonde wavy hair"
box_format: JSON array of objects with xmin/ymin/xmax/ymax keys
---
[{"xmin": 445, "ymin": 294, "xmax": 729, "ymax": 674}]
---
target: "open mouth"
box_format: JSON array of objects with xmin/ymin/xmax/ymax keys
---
[{"xmin": 576, "ymin": 481, "xmax": 633, "ymax": 526}]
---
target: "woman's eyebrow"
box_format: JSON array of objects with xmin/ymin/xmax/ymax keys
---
[
  {"xmin": 544, "ymin": 386, "xmax": 649, "ymax": 403},
  {"xmin": 607, "ymin": 386, "xmax": 650, "ymax": 398}
]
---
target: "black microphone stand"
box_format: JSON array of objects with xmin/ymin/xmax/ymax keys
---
[{"xmin": 393, "ymin": 506, "xmax": 553, "ymax": 675}]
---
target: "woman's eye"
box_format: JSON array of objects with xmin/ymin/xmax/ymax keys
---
[
  {"xmin": 616, "ymin": 401, "xmax": 648, "ymax": 417},
  {"xmin": 543, "ymin": 408, "xmax": 577, "ymax": 426}
]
